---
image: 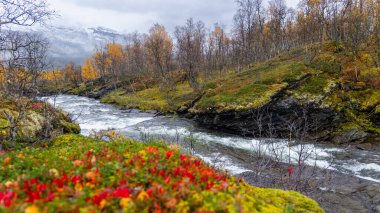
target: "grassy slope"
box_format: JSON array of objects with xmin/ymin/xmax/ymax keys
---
[
  {"xmin": 0, "ymin": 134, "xmax": 323, "ymax": 212},
  {"xmin": 192, "ymin": 60, "xmax": 308, "ymax": 112},
  {"xmin": 98, "ymin": 44, "xmax": 380, "ymax": 141}
]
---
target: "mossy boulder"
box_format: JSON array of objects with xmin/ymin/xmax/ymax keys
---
[
  {"xmin": 18, "ymin": 111, "xmax": 45, "ymax": 140},
  {"xmin": 0, "ymin": 109, "xmax": 45, "ymax": 142}
]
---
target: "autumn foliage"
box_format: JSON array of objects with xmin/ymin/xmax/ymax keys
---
[{"xmin": 81, "ymin": 58, "xmax": 98, "ymax": 80}]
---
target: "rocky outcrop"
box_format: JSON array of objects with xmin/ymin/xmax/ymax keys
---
[{"xmin": 192, "ymin": 99, "xmax": 341, "ymax": 141}]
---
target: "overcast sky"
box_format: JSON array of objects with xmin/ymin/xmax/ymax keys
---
[{"xmin": 48, "ymin": 0, "xmax": 299, "ymax": 34}]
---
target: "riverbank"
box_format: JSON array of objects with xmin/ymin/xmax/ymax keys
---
[{"xmin": 235, "ymin": 154, "xmax": 380, "ymax": 213}]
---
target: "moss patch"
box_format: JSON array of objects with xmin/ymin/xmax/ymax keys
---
[
  {"xmin": 102, "ymin": 87, "xmax": 172, "ymax": 112},
  {"xmin": 193, "ymin": 83, "xmax": 287, "ymax": 112},
  {"xmin": 102, "ymin": 83, "xmax": 201, "ymax": 113}
]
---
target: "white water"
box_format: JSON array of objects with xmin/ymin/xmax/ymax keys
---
[{"xmin": 42, "ymin": 95, "xmax": 380, "ymax": 182}]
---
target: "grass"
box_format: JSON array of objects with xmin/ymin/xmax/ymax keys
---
[
  {"xmin": 102, "ymin": 87, "xmax": 171, "ymax": 112},
  {"xmin": 193, "ymin": 83, "xmax": 287, "ymax": 112},
  {"xmin": 0, "ymin": 134, "xmax": 323, "ymax": 212},
  {"xmin": 101, "ymin": 83, "xmax": 200, "ymax": 113},
  {"xmin": 297, "ymin": 76, "xmax": 329, "ymax": 95}
]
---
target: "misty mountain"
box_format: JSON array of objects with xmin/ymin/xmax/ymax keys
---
[{"xmin": 37, "ymin": 26, "xmax": 126, "ymax": 68}]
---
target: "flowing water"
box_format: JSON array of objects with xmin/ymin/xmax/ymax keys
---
[{"xmin": 42, "ymin": 94, "xmax": 380, "ymax": 183}]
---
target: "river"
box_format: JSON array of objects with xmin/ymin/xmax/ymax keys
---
[{"xmin": 42, "ymin": 94, "xmax": 380, "ymax": 183}]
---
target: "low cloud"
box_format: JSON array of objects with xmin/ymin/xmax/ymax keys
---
[{"xmin": 48, "ymin": 0, "xmax": 299, "ymax": 33}]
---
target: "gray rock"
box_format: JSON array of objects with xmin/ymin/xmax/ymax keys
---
[
  {"xmin": 145, "ymin": 110, "xmax": 157, "ymax": 114},
  {"xmin": 356, "ymin": 143, "xmax": 373, "ymax": 151},
  {"xmin": 335, "ymin": 185, "xmax": 361, "ymax": 195},
  {"xmin": 366, "ymin": 184, "xmax": 380, "ymax": 198},
  {"xmin": 333, "ymin": 129, "xmax": 369, "ymax": 144}
]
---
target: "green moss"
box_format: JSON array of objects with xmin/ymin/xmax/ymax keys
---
[
  {"xmin": 308, "ymin": 53, "xmax": 341, "ymax": 75},
  {"xmin": 250, "ymin": 61, "xmax": 307, "ymax": 85},
  {"xmin": 59, "ymin": 120, "xmax": 81, "ymax": 134},
  {"xmin": 69, "ymin": 83, "xmax": 87, "ymax": 95},
  {"xmin": 193, "ymin": 83, "xmax": 287, "ymax": 112},
  {"xmin": 102, "ymin": 87, "xmax": 172, "ymax": 112},
  {"xmin": 0, "ymin": 118, "xmax": 8, "ymax": 128},
  {"xmin": 101, "ymin": 83, "xmax": 200, "ymax": 113},
  {"xmin": 299, "ymin": 77, "xmax": 328, "ymax": 95},
  {"xmin": 346, "ymin": 89, "xmax": 380, "ymax": 111},
  {"xmin": 205, "ymin": 82, "xmax": 217, "ymax": 90}
]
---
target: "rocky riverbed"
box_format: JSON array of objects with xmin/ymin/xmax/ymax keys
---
[{"xmin": 238, "ymin": 163, "xmax": 380, "ymax": 213}]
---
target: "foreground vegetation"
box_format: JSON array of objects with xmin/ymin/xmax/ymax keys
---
[{"xmin": 0, "ymin": 134, "xmax": 323, "ymax": 212}]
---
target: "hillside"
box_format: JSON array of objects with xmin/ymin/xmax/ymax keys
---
[
  {"xmin": 60, "ymin": 43, "xmax": 380, "ymax": 145},
  {"xmin": 0, "ymin": 134, "xmax": 323, "ymax": 212}
]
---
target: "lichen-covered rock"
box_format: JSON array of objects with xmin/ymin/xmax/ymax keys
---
[
  {"xmin": 0, "ymin": 109, "xmax": 45, "ymax": 141},
  {"xmin": 18, "ymin": 111, "xmax": 45, "ymax": 141},
  {"xmin": 332, "ymin": 129, "xmax": 369, "ymax": 144}
]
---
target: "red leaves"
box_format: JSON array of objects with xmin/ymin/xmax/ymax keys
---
[
  {"xmin": 193, "ymin": 160, "xmax": 202, "ymax": 166},
  {"xmin": 71, "ymin": 175, "xmax": 82, "ymax": 185},
  {"xmin": 164, "ymin": 175, "xmax": 171, "ymax": 184},
  {"xmin": 92, "ymin": 187, "xmax": 131, "ymax": 206},
  {"xmin": 30, "ymin": 102, "xmax": 44, "ymax": 110},
  {"xmin": 47, "ymin": 193, "xmax": 55, "ymax": 202},
  {"xmin": 288, "ymin": 166, "xmax": 294, "ymax": 176},
  {"xmin": 113, "ymin": 187, "xmax": 131, "ymax": 198},
  {"xmin": 86, "ymin": 151, "xmax": 92, "ymax": 159},
  {"xmin": 173, "ymin": 166, "xmax": 182, "ymax": 176},
  {"xmin": 0, "ymin": 190, "xmax": 15, "ymax": 207},
  {"xmin": 165, "ymin": 150, "xmax": 174, "ymax": 159},
  {"xmin": 52, "ymin": 173, "xmax": 68, "ymax": 189},
  {"xmin": 179, "ymin": 154, "xmax": 187, "ymax": 162},
  {"xmin": 205, "ymin": 182, "xmax": 214, "ymax": 190},
  {"xmin": 92, "ymin": 190, "xmax": 109, "ymax": 206},
  {"xmin": 145, "ymin": 147, "xmax": 159, "ymax": 154},
  {"xmin": 23, "ymin": 179, "xmax": 44, "ymax": 203}
]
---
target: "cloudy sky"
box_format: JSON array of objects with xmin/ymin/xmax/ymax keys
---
[{"xmin": 48, "ymin": 0, "xmax": 299, "ymax": 33}]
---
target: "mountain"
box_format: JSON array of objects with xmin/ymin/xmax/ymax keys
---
[{"xmin": 37, "ymin": 26, "xmax": 127, "ymax": 68}]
